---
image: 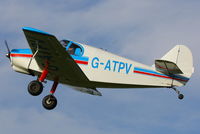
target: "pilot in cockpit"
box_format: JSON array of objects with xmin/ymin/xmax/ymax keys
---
[
  {"xmin": 60, "ymin": 40, "xmax": 82, "ymax": 56},
  {"xmin": 68, "ymin": 45, "xmax": 75, "ymax": 55}
]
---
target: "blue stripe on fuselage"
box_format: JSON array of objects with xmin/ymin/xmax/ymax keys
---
[
  {"xmin": 134, "ymin": 67, "xmax": 189, "ymax": 81},
  {"xmin": 11, "ymin": 49, "xmax": 32, "ymax": 54},
  {"xmin": 71, "ymin": 55, "xmax": 89, "ymax": 62},
  {"xmin": 134, "ymin": 67, "xmax": 167, "ymax": 76},
  {"xmin": 11, "ymin": 49, "xmax": 89, "ymax": 62}
]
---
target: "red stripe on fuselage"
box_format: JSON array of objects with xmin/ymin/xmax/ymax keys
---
[
  {"xmin": 134, "ymin": 70, "xmax": 171, "ymax": 79},
  {"xmin": 134, "ymin": 70, "xmax": 188, "ymax": 82},
  {"xmin": 10, "ymin": 54, "xmax": 33, "ymax": 57},
  {"xmin": 172, "ymin": 77, "xmax": 188, "ymax": 82},
  {"xmin": 11, "ymin": 54, "xmax": 88, "ymax": 65},
  {"xmin": 74, "ymin": 60, "xmax": 88, "ymax": 65}
]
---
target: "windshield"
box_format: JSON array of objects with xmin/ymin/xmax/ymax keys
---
[{"xmin": 60, "ymin": 40, "xmax": 70, "ymax": 47}]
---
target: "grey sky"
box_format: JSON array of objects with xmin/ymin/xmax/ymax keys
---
[{"xmin": 0, "ymin": 0, "xmax": 199, "ymax": 134}]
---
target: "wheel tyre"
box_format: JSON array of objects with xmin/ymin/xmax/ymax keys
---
[
  {"xmin": 42, "ymin": 95, "xmax": 57, "ymax": 110},
  {"xmin": 28, "ymin": 80, "xmax": 43, "ymax": 96},
  {"xmin": 178, "ymin": 94, "xmax": 184, "ymax": 100}
]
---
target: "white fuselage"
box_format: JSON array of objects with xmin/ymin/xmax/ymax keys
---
[{"xmin": 10, "ymin": 43, "xmax": 187, "ymax": 89}]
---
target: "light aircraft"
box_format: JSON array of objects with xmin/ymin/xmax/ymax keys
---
[{"xmin": 5, "ymin": 27, "xmax": 194, "ymax": 110}]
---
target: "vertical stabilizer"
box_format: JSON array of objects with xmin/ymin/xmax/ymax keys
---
[{"xmin": 161, "ymin": 45, "xmax": 194, "ymax": 78}]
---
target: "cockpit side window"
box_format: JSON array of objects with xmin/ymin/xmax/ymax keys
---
[
  {"xmin": 60, "ymin": 40, "xmax": 84, "ymax": 56},
  {"xmin": 67, "ymin": 43, "xmax": 83, "ymax": 56}
]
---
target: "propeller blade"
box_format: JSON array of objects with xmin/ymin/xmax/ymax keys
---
[
  {"xmin": 5, "ymin": 40, "xmax": 10, "ymax": 52},
  {"xmin": 5, "ymin": 40, "xmax": 11, "ymax": 60}
]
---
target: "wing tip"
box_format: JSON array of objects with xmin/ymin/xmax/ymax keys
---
[{"xmin": 22, "ymin": 27, "xmax": 52, "ymax": 36}]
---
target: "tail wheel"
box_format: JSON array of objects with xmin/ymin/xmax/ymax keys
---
[
  {"xmin": 171, "ymin": 87, "xmax": 184, "ymax": 100},
  {"xmin": 42, "ymin": 95, "xmax": 57, "ymax": 110},
  {"xmin": 178, "ymin": 94, "xmax": 184, "ymax": 100},
  {"xmin": 28, "ymin": 80, "xmax": 43, "ymax": 96}
]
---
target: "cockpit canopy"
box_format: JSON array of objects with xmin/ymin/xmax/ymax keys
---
[{"xmin": 60, "ymin": 40, "xmax": 84, "ymax": 56}]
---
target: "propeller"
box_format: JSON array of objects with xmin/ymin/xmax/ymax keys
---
[{"xmin": 5, "ymin": 40, "xmax": 11, "ymax": 60}]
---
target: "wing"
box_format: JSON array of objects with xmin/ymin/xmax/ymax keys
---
[
  {"xmin": 23, "ymin": 27, "xmax": 89, "ymax": 83},
  {"xmin": 155, "ymin": 59, "xmax": 183, "ymax": 74}
]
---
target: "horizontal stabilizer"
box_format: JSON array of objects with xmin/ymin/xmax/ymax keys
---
[
  {"xmin": 154, "ymin": 45, "xmax": 194, "ymax": 86},
  {"xmin": 155, "ymin": 60, "xmax": 183, "ymax": 74}
]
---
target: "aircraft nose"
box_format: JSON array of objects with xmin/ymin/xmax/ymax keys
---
[
  {"xmin": 5, "ymin": 52, "xmax": 11, "ymax": 62},
  {"xmin": 6, "ymin": 53, "xmax": 10, "ymax": 58}
]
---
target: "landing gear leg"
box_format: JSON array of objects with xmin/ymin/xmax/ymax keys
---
[
  {"xmin": 42, "ymin": 81, "xmax": 58, "ymax": 110},
  {"xmin": 27, "ymin": 63, "xmax": 48, "ymax": 96},
  {"xmin": 172, "ymin": 87, "xmax": 184, "ymax": 100}
]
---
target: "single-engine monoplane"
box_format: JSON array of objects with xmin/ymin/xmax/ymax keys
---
[{"xmin": 6, "ymin": 27, "xmax": 194, "ymax": 110}]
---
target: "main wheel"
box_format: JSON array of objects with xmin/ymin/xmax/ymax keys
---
[
  {"xmin": 42, "ymin": 95, "xmax": 57, "ymax": 110},
  {"xmin": 178, "ymin": 94, "xmax": 184, "ymax": 100},
  {"xmin": 28, "ymin": 80, "xmax": 43, "ymax": 96}
]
